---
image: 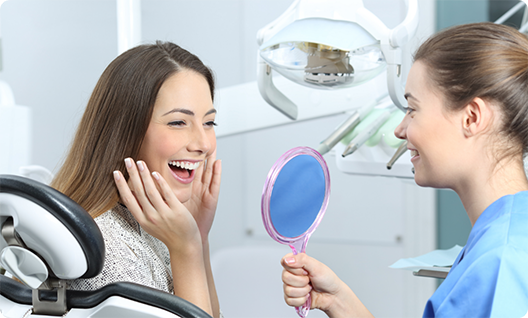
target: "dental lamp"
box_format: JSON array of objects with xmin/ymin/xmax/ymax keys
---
[{"xmin": 256, "ymin": 0, "xmax": 418, "ymax": 120}]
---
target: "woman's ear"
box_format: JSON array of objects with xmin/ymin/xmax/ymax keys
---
[{"xmin": 461, "ymin": 97, "xmax": 494, "ymax": 138}]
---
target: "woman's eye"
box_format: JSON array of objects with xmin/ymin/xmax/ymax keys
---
[
  {"xmin": 168, "ymin": 120, "xmax": 185, "ymax": 127},
  {"xmin": 205, "ymin": 121, "xmax": 217, "ymax": 127},
  {"xmin": 404, "ymin": 107, "xmax": 415, "ymax": 115}
]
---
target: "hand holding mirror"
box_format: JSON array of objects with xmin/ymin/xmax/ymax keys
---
[{"xmin": 261, "ymin": 146, "xmax": 330, "ymax": 317}]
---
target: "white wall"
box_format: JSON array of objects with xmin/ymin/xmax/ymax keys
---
[
  {"xmin": 0, "ymin": 0, "xmax": 430, "ymax": 173},
  {"xmin": 1, "ymin": 1, "xmax": 438, "ymax": 317},
  {"xmin": 0, "ymin": 0, "xmax": 296, "ymax": 172}
]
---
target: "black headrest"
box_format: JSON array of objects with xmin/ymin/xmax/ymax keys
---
[{"xmin": 0, "ymin": 174, "xmax": 104, "ymax": 278}]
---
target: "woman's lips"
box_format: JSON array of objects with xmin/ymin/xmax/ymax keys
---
[
  {"xmin": 168, "ymin": 160, "xmax": 201, "ymax": 184},
  {"xmin": 170, "ymin": 167, "xmax": 196, "ymax": 184}
]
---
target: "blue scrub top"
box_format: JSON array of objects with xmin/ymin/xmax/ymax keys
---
[{"xmin": 424, "ymin": 191, "xmax": 528, "ymax": 318}]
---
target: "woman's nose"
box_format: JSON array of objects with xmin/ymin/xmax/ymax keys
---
[
  {"xmin": 189, "ymin": 126, "xmax": 212, "ymax": 154},
  {"xmin": 394, "ymin": 114, "xmax": 409, "ymax": 140}
]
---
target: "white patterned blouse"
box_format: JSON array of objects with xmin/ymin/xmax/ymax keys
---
[
  {"xmin": 67, "ymin": 204, "xmax": 223, "ymax": 317},
  {"xmin": 67, "ymin": 204, "xmax": 174, "ymax": 293}
]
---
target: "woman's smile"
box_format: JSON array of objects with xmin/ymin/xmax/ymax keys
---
[{"xmin": 168, "ymin": 160, "xmax": 201, "ymax": 184}]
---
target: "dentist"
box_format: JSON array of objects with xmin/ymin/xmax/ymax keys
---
[{"xmin": 281, "ymin": 22, "xmax": 528, "ymax": 318}]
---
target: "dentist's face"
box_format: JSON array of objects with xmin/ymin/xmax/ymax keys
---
[
  {"xmin": 394, "ymin": 61, "xmax": 463, "ymax": 188},
  {"xmin": 137, "ymin": 69, "xmax": 217, "ymax": 203}
]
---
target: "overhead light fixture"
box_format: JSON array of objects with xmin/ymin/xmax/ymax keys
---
[{"xmin": 256, "ymin": 0, "xmax": 418, "ymax": 120}]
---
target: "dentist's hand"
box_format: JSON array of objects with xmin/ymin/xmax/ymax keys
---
[
  {"xmin": 282, "ymin": 253, "xmax": 342, "ymax": 311},
  {"xmin": 183, "ymin": 150, "xmax": 222, "ymax": 242},
  {"xmin": 281, "ymin": 253, "xmax": 374, "ymax": 318},
  {"xmin": 114, "ymin": 158, "xmax": 202, "ymax": 252}
]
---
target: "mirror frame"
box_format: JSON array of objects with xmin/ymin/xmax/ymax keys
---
[{"xmin": 261, "ymin": 146, "xmax": 330, "ymax": 251}]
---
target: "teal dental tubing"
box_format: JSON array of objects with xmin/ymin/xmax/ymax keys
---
[{"xmin": 340, "ymin": 108, "xmax": 405, "ymax": 151}]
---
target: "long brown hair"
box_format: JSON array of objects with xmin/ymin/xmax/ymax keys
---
[
  {"xmin": 51, "ymin": 41, "xmax": 215, "ymax": 218},
  {"xmin": 414, "ymin": 22, "xmax": 528, "ymax": 158}
]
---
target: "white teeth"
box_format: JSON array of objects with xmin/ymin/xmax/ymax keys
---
[
  {"xmin": 168, "ymin": 161, "xmax": 200, "ymax": 170},
  {"xmin": 411, "ymin": 150, "xmax": 419, "ymax": 157}
]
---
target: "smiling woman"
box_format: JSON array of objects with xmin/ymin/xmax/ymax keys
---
[
  {"xmin": 50, "ymin": 41, "xmax": 222, "ymax": 318},
  {"xmin": 137, "ymin": 70, "xmax": 217, "ymax": 201}
]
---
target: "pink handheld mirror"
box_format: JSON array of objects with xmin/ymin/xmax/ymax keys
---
[{"xmin": 261, "ymin": 147, "xmax": 330, "ymax": 317}]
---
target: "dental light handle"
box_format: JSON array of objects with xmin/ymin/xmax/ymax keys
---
[
  {"xmin": 257, "ymin": 55, "xmax": 298, "ymax": 120},
  {"xmin": 387, "ymin": 140, "xmax": 408, "ymax": 170},
  {"xmin": 342, "ymin": 109, "xmax": 393, "ymax": 157},
  {"xmin": 387, "ymin": 63, "xmax": 408, "ymax": 112}
]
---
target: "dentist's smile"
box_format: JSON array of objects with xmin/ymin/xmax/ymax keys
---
[{"xmin": 410, "ymin": 149, "xmax": 420, "ymax": 161}]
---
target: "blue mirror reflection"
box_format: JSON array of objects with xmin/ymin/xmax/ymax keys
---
[{"xmin": 269, "ymin": 154, "xmax": 326, "ymax": 238}]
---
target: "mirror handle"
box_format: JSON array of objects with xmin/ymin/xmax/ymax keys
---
[{"xmin": 289, "ymin": 238, "xmax": 311, "ymax": 317}]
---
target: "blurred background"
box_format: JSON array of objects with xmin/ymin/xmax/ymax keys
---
[{"xmin": 1, "ymin": 1, "xmax": 525, "ymax": 317}]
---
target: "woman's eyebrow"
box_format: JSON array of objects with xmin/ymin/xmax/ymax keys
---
[
  {"xmin": 162, "ymin": 108, "xmax": 194, "ymax": 116},
  {"xmin": 162, "ymin": 108, "xmax": 216, "ymax": 117}
]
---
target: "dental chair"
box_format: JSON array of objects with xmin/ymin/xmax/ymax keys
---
[{"xmin": 0, "ymin": 174, "xmax": 212, "ymax": 318}]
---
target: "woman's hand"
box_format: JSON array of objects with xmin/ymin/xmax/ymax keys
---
[
  {"xmin": 113, "ymin": 158, "xmax": 202, "ymax": 252},
  {"xmin": 114, "ymin": 158, "xmax": 214, "ymax": 315},
  {"xmin": 281, "ymin": 253, "xmax": 374, "ymax": 318},
  {"xmin": 183, "ymin": 150, "xmax": 222, "ymax": 242}
]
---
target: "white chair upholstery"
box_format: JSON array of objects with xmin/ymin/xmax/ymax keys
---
[{"xmin": 0, "ymin": 174, "xmax": 212, "ymax": 318}]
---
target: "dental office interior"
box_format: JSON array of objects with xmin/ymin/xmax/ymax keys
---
[{"xmin": 1, "ymin": 0, "xmax": 525, "ymax": 317}]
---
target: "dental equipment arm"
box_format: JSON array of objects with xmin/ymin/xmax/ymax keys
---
[
  {"xmin": 316, "ymin": 98, "xmax": 378, "ymax": 155},
  {"xmin": 342, "ymin": 107, "xmax": 396, "ymax": 157},
  {"xmin": 494, "ymin": 1, "xmax": 528, "ymax": 33},
  {"xmin": 386, "ymin": 140, "xmax": 408, "ymax": 170},
  {"xmin": 383, "ymin": 0, "xmax": 418, "ymax": 112}
]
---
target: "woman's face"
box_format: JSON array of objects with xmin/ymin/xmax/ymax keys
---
[
  {"xmin": 137, "ymin": 70, "xmax": 216, "ymax": 203},
  {"xmin": 394, "ymin": 61, "xmax": 465, "ymax": 188}
]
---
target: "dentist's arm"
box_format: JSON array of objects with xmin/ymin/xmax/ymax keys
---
[{"xmin": 281, "ymin": 253, "xmax": 374, "ymax": 318}]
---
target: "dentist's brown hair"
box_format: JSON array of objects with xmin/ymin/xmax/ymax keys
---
[
  {"xmin": 51, "ymin": 41, "xmax": 215, "ymax": 218},
  {"xmin": 413, "ymin": 22, "xmax": 528, "ymax": 159}
]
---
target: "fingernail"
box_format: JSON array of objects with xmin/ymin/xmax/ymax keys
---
[
  {"xmin": 113, "ymin": 171, "xmax": 121, "ymax": 181},
  {"xmin": 152, "ymin": 171, "xmax": 160, "ymax": 180},
  {"xmin": 285, "ymin": 257, "xmax": 295, "ymax": 265},
  {"xmin": 303, "ymin": 270, "xmax": 308, "ymax": 276},
  {"xmin": 125, "ymin": 158, "xmax": 132, "ymax": 169},
  {"xmin": 137, "ymin": 161, "xmax": 144, "ymax": 172}
]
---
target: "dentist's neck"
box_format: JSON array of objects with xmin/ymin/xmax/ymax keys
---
[{"xmin": 454, "ymin": 157, "xmax": 528, "ymax": 226}]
